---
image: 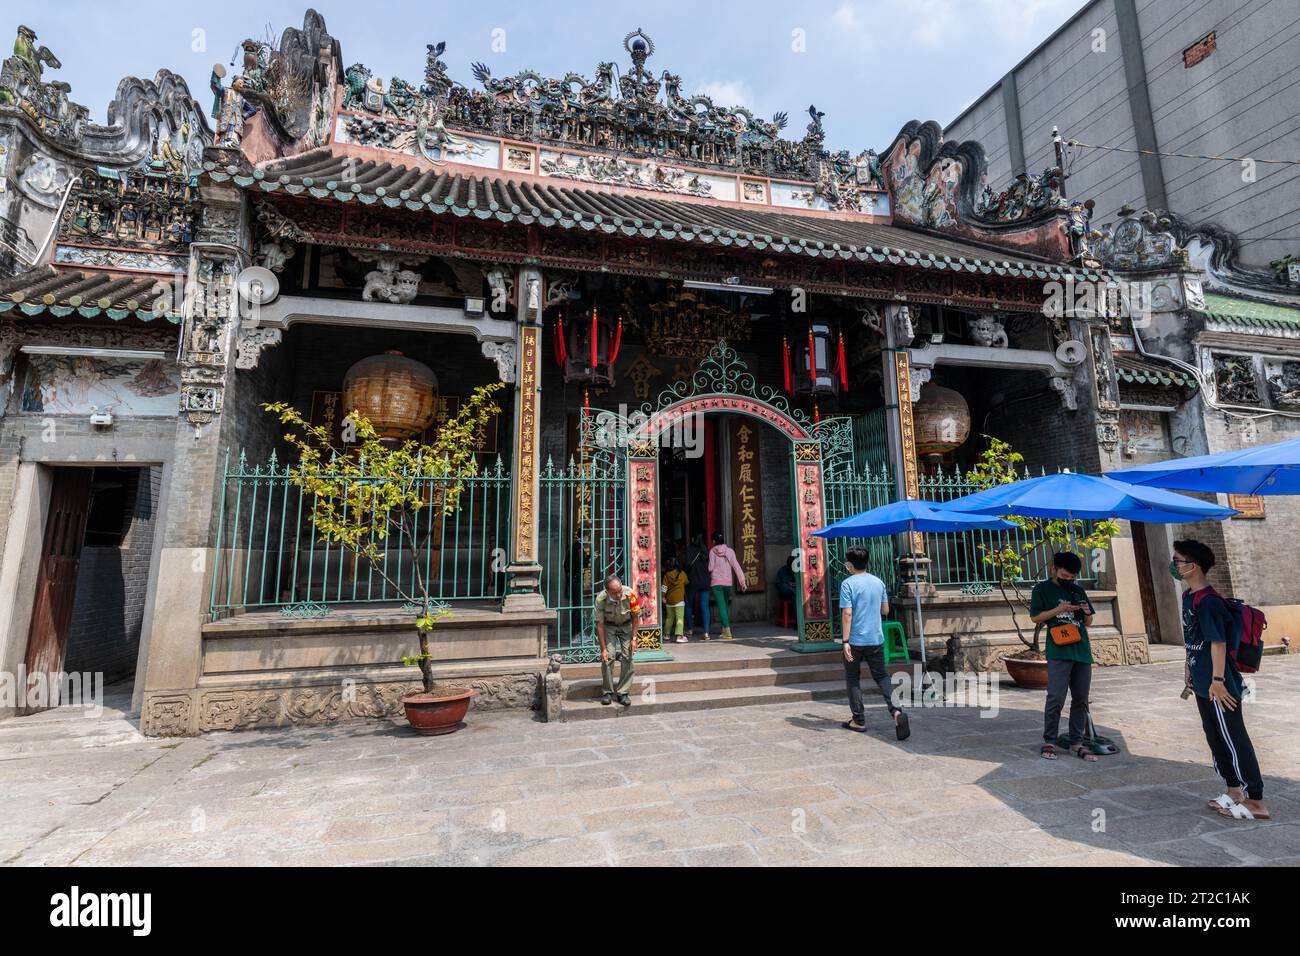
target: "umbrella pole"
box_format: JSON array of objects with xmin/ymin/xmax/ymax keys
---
[{"xmin": 909, "ymin": 520, "xmax": 928, "ymax": 667}]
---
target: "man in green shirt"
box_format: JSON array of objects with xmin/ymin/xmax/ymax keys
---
[
  {"xmin": 1029, "ymin": 552, "xmax": 1097, "ymax": 761},
  {"xmin": 595, "ymin": 573, "xmax": 636, "ymax": 708}
]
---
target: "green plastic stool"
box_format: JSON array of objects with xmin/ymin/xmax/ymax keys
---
[{"xmin": 882, "ymin": 621, "xmax": 911, "ymax": 664}]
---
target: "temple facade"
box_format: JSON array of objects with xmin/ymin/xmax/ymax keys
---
[{"xmin": 5, "ymin": 10, "xmax": 1263, "ymax": 735}]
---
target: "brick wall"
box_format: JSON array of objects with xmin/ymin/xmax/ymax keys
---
[{"xmin": 63, "ymin": 467, "xmax": 161, "ymax": 684}]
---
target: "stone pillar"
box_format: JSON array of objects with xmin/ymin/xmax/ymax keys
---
[
  {"xmin": 503, "ymin": 266, "xmax": 545, "ymax": 612},
  {"xmin": 138, "ymin": 153, "xmax": 248, "ymax": 734},
  {"xmin": 883, "ymin": 305, "xmax": 930, "ymax": 597}
]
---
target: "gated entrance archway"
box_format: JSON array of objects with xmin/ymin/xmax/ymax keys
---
[
  {"xmin": 602, "ymin": 341, "xmax": 836, "ymax": 655},
  {"xmin": 540, "ymin": 340, "xmax": 897, "ymax": 662}
]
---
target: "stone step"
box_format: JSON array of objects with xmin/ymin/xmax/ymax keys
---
[
  {"xmin": 562, "ymin": 680, "xmax": 849, "ymax": 720},
  {"xmin": 562, "ymin": 649, "xmax": 841, "ymax": 680},
  {"xmin": 564, "ymin": 662, "xmax": 845, "ymax": 700}
]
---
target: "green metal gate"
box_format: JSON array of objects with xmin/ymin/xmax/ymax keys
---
[
  {"xmin": 539, "ymin": 409, "xmax": 627, "ymax": 662},
  {"xmin": 817, "ymin": 410, "xmax": 897, "ymax": 639}
]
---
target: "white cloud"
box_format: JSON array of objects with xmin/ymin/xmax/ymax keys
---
[
  {"xmin": 697, "ymin": 79, "xmax": 754, "ymax": 108},
  {"xmin": 833, "ymin": 2, "xmax": 864, "ymax": 31}
]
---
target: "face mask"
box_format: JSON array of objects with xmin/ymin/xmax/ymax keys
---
[{"xmin": 1169, "ymin": 560, "xmax": 1184, "ymax": 581}]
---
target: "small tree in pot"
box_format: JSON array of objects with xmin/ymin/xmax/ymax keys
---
[
  {"xmin": 967, "ymin": 437, "xmax": 1119, "ymax": 683},
  {"xmin": 264, "ymin": 383, "xmax": 503, "ymax": 733}
]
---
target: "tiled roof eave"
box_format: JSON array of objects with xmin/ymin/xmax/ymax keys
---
[
  {"xmin": 0, "ymin": 268, "xmax": 183, "ymax": 324},
  {"xmin": 215, "ymin": 154, "xmax": 1102, "ymax": 282}
]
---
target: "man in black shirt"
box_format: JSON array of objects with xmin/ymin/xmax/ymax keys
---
[{"xmin": 1174, "ymin": 539, "xmax": 1268, "ymax": 821}]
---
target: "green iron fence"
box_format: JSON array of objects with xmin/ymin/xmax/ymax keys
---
[
  {"xmin": 817, "ymin": 415, "xmax": 896, "ymax": 639},
  {"xmin": 918, "ymin": 466, "xmax": 1099, "ymax": 589},
  {"xmin": 820, "ymin": 461, "xmax": 897, "ymax": 637},
  {"xmin": 208, "ymin": 450, "xmax": 511, "ymax": 620},
  {"xmin": 538, "ymin": 446, "xmax": 626, "ymax": 663}
]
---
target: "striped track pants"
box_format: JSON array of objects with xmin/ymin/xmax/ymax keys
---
[{"xmin": 1195, "ymin": 694, "xmax": 1263, "ymax": 800}]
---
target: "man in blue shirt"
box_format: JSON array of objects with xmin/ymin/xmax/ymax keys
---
[{"xmin": 839, "ymin": 548, "xmax": 909, "ymax": 739}]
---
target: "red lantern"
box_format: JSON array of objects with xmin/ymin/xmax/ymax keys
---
[
  {"xmin": 560, "ymin": 303, "xmax": 617, "ymax": 387},
  {"xmin": 610, "ymin": 315, "xmax": 623, "ymax": 364},
  {"xmin": 836, "ymin": 330, "xmax": 849, "ymax": 391},
  {"xmin": 792, "ymin": 321, "xmax": 839, "ymax": 400}
]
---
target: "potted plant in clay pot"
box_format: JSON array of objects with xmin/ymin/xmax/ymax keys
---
[
  {"xmin": 264, "ymin": 382, "xmax": 502, "ymax": 734},
  {"xmin": 968, "ymin": 437, "xmax": 1119, "ymax": 689}
]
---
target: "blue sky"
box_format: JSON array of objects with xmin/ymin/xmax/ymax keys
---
[{"xmin": 9, "ymin": 0, "xmax": 1084, "ymax": 154}]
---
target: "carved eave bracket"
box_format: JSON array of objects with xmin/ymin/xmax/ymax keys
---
[
  {"xmin": 481, "ymin": 339, "xmax": 517, "ymax": 383},
  {"xmin": 908, "ymin": 339, "xmax": 1083, "ymax": 412},
  {"xmin": 234, "ymin": 327, "xmax": 283, "ymax": 370}
]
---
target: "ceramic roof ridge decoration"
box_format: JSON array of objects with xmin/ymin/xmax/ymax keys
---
[
  {"xmin": 1, "ymin": 25, "xmax": 212, "ymax": 163},
  {"xmin": 194, "ymin": 10, "xmax": 1088, "ymax": 264},
  {"xmin": 208, "ymin": 147, "xmax": 1113, "ymax": 283},
  {"xmin": 1095, "ymin": 206, "xmax": 1300, "ymax": 301}
]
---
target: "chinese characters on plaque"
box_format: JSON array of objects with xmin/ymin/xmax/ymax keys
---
[
  {"xmin": 629, "ymin": 455, "xmax": 660, "ymax": 629},
  {"xmin": 729, "ymin": 419, "xmax": 765, "ymax": 592},
  {"xmin": 795, "ymin": 459, "xmax": 829, "ymax": 623}
]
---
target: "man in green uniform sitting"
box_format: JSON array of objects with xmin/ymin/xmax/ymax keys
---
[
  {"xmin": 1029, "ymin": 551, "xmax": 1097, "ymax": 761},
  {"xmin": 595, "ymin": 573, "xmax": 636, "ymax": 708}
]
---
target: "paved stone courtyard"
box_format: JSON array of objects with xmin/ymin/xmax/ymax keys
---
[{"xmin": 2, "ymin": 656, "xmax": 1298, "ymax": 867}]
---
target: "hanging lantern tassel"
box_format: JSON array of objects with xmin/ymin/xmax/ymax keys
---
[
  {"xmin": 814, "ymin": 401, "xmax": 821, "ymax": 424},
  {"xmin": 836, "ymin": 329, "xmax": 848, "ymax": 391},
  {"xmin": 808, "ymin": 327, "xmax": 817, "ymax": 378},
  {"xmin": 610, "ymin": 315, "xmax": 623, "ymax": 364},
  {"xmin": 782, "ymin": 336, "xmax": 792, "ymax": 393},
  {"xmin": 556, "ymin": 312, "xmax": 568, "ymax": 367},
  {"xmin": 590, "ymin": 306, "xmax": 599, "ymax": 371}
]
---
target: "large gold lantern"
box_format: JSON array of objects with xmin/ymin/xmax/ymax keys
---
[
  {"xmin": 342, "ymin": 350, "xmax": 438, "ymax": 439},
  {"xmin": 913, "ymin": 383, "xmax": 971, "ymax": 456}
]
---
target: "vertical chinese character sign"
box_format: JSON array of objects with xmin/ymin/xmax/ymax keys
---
[
  {"xmin": 513, "ymin": 325, "xmax": 539, "ymax": 565},
  {"xmin": 794, "ymin": 442, "xmax": 832, "ymax": 644},
  {"xmin": 729, "ymin": 419, "xmax": 765, "ymax": 592},
  {"xmin": 628, "ymin": 446, "xmax": 664, "ymax": 652}
]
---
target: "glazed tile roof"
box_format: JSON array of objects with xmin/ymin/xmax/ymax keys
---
[
  {"xmin": 1115, "ymin": 355, "xmax": 1198, "ymax": 390},
  {"xmin": 1200, "ymin": 291, "xmax": 1300, "ymax": 331},
  {"xmin": 205, "ymin": 150, "xmax": 1113, "ymax": 283},
  {"xmin": 0, "ymin": 267, "xmax": 182, "ymax": 323}
]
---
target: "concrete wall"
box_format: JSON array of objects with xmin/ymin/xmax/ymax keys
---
[{"xmin": 947, "ymin": 0, "xmax": 1300, "ymax": 269}]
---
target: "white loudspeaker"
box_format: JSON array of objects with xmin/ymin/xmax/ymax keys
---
[
  {"xmin": 237, "ymin": 266, "xmax": 279, "ymax": 307},
  {"xmin": 1056, "ymin": 339, "xmax": 1087, "ymax": 367}
]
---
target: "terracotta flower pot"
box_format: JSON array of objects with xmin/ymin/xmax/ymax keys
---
[
  {"xmin": 400, "ymin": 688, "xmax": 474, "ymax": 735},
  {"xmin": 1004, "ymin": 656, "xmax": 1050, "ymax": 689}
]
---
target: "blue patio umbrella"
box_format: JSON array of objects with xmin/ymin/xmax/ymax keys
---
[
  {"xmin": 1107, "ymin": 436, "xmax": 1300, "ymax": 496},
  {"xmin": 814, "ymin": 498, "xmax": 1019, "ymax": 538},
  {"xmin": 814, "ymin": 499, "xmax": 1017, "ymax": 664},
  {"xmin": 936, "ymin": 471, "xmax": 1238, "ymax": 525}
]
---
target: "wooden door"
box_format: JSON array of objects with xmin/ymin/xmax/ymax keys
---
[
  {"xmin": 22, "ymin": 468, "xmax": 93, "ymax": 714},
  {"xmin": 1131, "ymin": 523, "xmax": 1161, "ymax": 644}
]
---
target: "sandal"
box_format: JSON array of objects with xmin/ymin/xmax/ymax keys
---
[
  {"xmin": 1070, "ymin": 744, "xmax": 1098, "ymax": 762},
  {"xmin": 840, "ymin": 720, "xmax": 867, "ymax": 733},
  {"xmin": 1040, "ymin": 744, "xmax": 1057, "ymax": 760},
  {"xmin": 1207, "ymin": 792, "xmax": 1239, "ymax": 812},
  {"xmin": 1218, "ymin": 801, "xmax": 1270, "ymax": 821}
]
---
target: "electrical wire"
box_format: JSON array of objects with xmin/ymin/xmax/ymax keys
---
[{"xmin": 1066, "ymin": 139, "xmax": 1300, "ymax": 167}]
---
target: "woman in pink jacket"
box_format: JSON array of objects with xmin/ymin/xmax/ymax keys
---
[{"xmin": 707, "ymin": 531, "xmax": 748, "ymax": 640}]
